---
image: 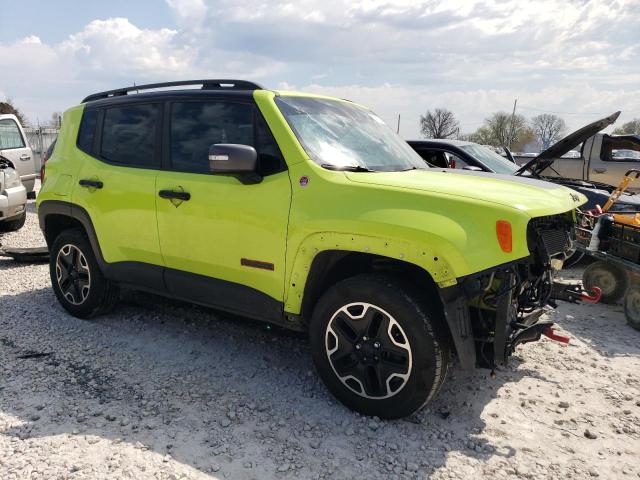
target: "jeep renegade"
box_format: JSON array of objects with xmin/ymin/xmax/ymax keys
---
[{"xmin": 37, "ymin": 80, "xmax": 585, "ymax": 419}]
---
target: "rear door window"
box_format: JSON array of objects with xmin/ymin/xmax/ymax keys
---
[
  {"xmin": 100, "ymin": 104, "xmax": 161, "ymax": 167},
  {"xmin": 0, "ymin": 118, "xmax": 26, "ymax": 149}
]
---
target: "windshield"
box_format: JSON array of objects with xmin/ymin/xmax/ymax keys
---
[
  {"xmin": 459, "ymin": 144, "xmax": 519, "ymax": 175},
  {"xmin": 276, "ymin": 96, "xmax": 427, "ymax": 172}
]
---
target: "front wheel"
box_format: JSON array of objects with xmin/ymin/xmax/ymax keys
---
[
  {"xmin": 309, "ymin": 274, "xmax": 450, "ymax": 419},
  {"xmin": 49, "ymin": 229, "xmax": 119, "ymax": 318}
]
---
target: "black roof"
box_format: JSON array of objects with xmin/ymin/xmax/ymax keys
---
[{"xmin": 82, "ymin": 79, "xmax": 264, "ymax": 104}]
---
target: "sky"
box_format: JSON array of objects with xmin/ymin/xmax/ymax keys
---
[{"xmin": 0, "ymin": 0, "xmax": 639, "ymax": 139}]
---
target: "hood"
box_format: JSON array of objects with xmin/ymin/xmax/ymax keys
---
[
  {"xmin": 346, "ymin": 168, "xmax": 586, "ymax": 217},
  {"xmin": 515, "ymin": 111, "xmax": 621, "ymax": 177}
]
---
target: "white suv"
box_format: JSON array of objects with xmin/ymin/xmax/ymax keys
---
[
  {"xmin": 0, "ymin": 114, "xmax": 36, "ymax": 198},
  {"xmin": 0, "ymin": 154, "xmax": 27, "ymax": 232}
]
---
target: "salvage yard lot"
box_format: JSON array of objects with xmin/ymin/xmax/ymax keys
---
[{"xmin": 1, "ymin": 197, "xmax": 639, "ymax": 480}]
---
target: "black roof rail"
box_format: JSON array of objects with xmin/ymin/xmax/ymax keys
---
[{"xmin": 82, "ymin": 79, "xmax": 264, "ymax": 103}]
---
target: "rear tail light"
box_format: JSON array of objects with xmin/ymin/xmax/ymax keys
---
[
  {"xmin": 496, "ymin": 220, "xmax": 512, "ymax": 253},
  {"xmin": 41, "ymin": 150, "xmax": 50, "ymax": 182}
]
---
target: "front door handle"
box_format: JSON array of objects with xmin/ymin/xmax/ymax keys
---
[
  {"xmin": 159, "ymin": 189, "xmax": 191, "ymax": 201},
  {"xmin": 19, "ymin": 154, "xmax": 31, "ymax": 161},
  {"xmin": 593, "ymin": 168, "xmax": 607, "ymax": 173},
  {"xmin": 79, "ymin": 179, "xmax": 103, "ymax": 189}
]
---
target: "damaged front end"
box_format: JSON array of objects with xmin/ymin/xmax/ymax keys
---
[{"xmin": 441, "ymin": 211, "xmax": 596, "ymax": 371}]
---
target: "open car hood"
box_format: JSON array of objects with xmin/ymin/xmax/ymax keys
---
[{"xmin": 515, "ymin": 111, "xmax": 621, "ymax": 177}]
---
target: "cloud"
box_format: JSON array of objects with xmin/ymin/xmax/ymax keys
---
[
  {"xmin": 166, "ymin": 0, "xmax": 208, "ymax": 23},
  {"xmin": 60, "ymin": 18, "xmax": 193, "ymax": 74},
  {"xmin": 1, "ymin": 0, "xmax": 639, "ymax": 138}
]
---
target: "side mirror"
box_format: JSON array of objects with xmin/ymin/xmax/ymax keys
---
[
  {"xmin": 503, "ymin": 146, "xmax": 516, "ymax": 164},
  {"xmin": 208, "ymin": 144, "xmax": 262, "ymax": 184},
  {"xmin": 462, "ymin": 166, "xmax": 483, "ymax": 172}
]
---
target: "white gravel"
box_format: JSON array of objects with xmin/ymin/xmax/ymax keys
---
[{"xmin": 1, "ymin": 193, "xmax": 639, "ymax": 479}]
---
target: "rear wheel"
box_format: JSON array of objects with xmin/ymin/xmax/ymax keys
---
[
  {"xmin": 583, "ymin": 261, "xmax": 628, "ymax": 304},
  {"xmin": 0, "ymin": 211, "xmax": 26, "ymax": 232},
  {"xmin": 623, "ymin": 285, "xmax": 640, "ymax": 331},
  {"xmin": 309, "ymin": 274, "xmax": 450, "ymax": 419},
  {"xmin": 50, "ymin": 229, "xmax": 119, "ymax": 318}
]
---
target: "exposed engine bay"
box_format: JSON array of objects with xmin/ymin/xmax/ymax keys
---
[{"xmin": 453, "ymin": 211, "xmax": 599, "ymax": 370}]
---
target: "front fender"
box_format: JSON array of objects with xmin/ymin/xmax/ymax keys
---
[{"xmin": 283, "ymin": 231, "xmax": 464, "ymax": 314}]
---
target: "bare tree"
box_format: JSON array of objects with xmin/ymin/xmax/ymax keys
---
[
  {"xmin": 50, "ymin": 112, "xmax": 62, "ymax": 128},
  {"xmin": 484, "ymin": 111, "xmax": 529, "ymax": 148},
  {"xmin": 420, "ymin": 108, "xmax": 460, "ymax": 139},
  {"xmin": 613, "ymin": 118, "xmax": 640, "ymax": 135},
  {"xmin": 530, "ymin": 114, "xmax": 566, "ymax": 149}
]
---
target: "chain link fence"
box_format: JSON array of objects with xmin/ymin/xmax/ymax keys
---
[{"xmin": 24, "ymin": 127, "xmax": 59, "ymax": 171}]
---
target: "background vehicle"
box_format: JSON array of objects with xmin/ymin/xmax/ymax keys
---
[
  {"xmin": 612, "ymin": 149, "xmax": 640, "ymax": 160},
  {"xmin": 0, "ymin": 114, "xmax": 37, "ymax": 198},
  {"xmin": 38, "ymin": 79, "xmax": 585, "ymax": 419},
  {"xmin": 0, "ymin": 154, "xmax": 27, "ymax": 232},
  {"xmin": 576, "ymin": 210, "xmax": 640, "ymax": 330},
  {"xmin": 409, "ymin": 112, "xmax": 640, "ymax": 212}
]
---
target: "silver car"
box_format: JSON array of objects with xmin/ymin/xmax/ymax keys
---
[
  {"xmin": 0, "ymin": 155, "xmax": 27, "ymax": 232},
  {"xmin": 0, "ymin": 114, "xmax": 37, "ymax": 198}
]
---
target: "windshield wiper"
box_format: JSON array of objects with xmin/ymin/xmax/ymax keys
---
[{"xmin": 321, "ymin": 164, "xmax": 374, "ymax": 172}]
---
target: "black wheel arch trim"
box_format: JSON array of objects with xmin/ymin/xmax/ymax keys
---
[{"xmin": 39, "ymin": 200, "xmax": 107, "ymax": 268}]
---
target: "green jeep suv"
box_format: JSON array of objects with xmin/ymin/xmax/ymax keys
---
[{"xmin": 38, "ymin": 80, "xmax": 585, "ymax": 418}]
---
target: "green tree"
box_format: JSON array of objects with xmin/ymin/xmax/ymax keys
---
[
  {"xmin": 613, "ymin": 118, "xmax": 640, "ymax": 135},
  {"xmin": 0, "ymin": 99, "xmax": 28, "ymax": 126}
]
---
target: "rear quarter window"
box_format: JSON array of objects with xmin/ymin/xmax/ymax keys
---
[{"xmin": 77, "ymin": 109, "xmax": 98, "ymax": 154}]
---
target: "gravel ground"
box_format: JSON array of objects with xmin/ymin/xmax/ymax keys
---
[{"xmin": 1, "ymin": 194, "xmax": 639, "ymax": 480}]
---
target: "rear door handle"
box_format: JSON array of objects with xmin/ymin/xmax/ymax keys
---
[
  {"xmin": 593, "ymin": 168, "xmax": 607, "ymax": 173},
  {"xmin": 79, "ymin": 179, "xmax": 103, "ymax": 189},
  {"xmin": 19, "ymin": 154, "xmax": 31, "ymax": 161},
  {"xmin": 159, "ymin": 189, "xmax": 191, "ymax": 201}
]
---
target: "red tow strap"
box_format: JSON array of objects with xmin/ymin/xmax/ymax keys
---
[
  {"xmin": 581, "ymin": 286, "xmax": 602, "ymax": 304},
  {"xmin": 543, "ymin": 327, "xmax": 570, "ymax": 344}
]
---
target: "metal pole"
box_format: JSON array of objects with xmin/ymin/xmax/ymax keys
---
[
  {"xmin": 396, "ymin": 114, "xmax": 401, "ymax": 134},
  {"xmin": 509, "ymin": 99, "xmax": 517, "ymax": 148}
]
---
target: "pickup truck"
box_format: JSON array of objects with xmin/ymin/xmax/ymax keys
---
[
  {"xmin": 540, "ymin": 132, "xmax": 640, "ymax": 191},
  {"xmin": 519, "ymin": 112, "xmax": 640, "ymax": 191},
  {"xmin": 0, "ymin": 114, "xmax": 37, "ymax": 198}
]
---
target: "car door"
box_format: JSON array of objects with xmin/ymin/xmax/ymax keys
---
[
  {"xmin": 155, "ymin": 98, "xmax": 291, "ymax": 320},
  {"xmin": 72, "ymin": 103, "xmax": 164, "ymax": 287},
  {"xmin": 0, "ymin": 115, "xmax": 36, "ymax": 192},
  {"xmin": 588, "ymin": 135, "xmax": 640, "ymax": 190}
]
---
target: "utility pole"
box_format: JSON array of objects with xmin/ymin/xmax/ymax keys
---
[
  {"xmin": 396, "ymin": 114, "xmax": 401, "ymax": 134},
  {"xmin": 508, "ymin": 99, "xmax": 517, "ymax": 148}
]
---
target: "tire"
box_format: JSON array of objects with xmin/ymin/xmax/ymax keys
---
[
  {"xmin": 309, "ymin": 274, "xmax": 450, "ymax": 419},
  {"xmin": 583, "ymin": 260, "xmax": 628, "ymax": 304},
  {"xmin": 0, "ymin": 211, "xmax": 26, "ymax": 232},
  {"xmin": 623, "ymin": 284, "xmax": 640, "ymax": 331},
  {"xmin": 49, "ymin": 228, "xmax": 119, "ymax": 318}
]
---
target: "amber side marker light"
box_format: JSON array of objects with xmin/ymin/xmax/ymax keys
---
[{"xmin": 496, "ymin": 220, "xmax": 512, "ymax": 253}]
